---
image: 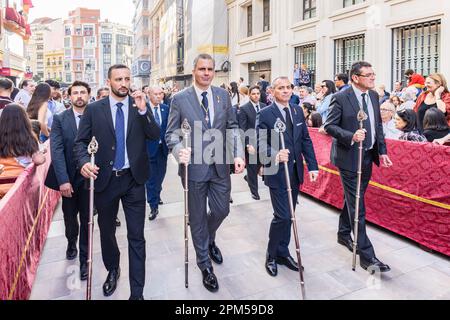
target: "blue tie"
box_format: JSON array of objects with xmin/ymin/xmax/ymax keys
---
[
  {"xmin": 114, "ymin": 103, "xmax": 125, "ymax": 170},
  {"xmin": 201, "ymin": 92, "xmax": 211, "ymax": 128},
  {"xmin": 154, "ymin": 106, "xmax": 161, "ymax": 126}
]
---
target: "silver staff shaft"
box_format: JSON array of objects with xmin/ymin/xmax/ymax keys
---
[
  {"xmin": 181, "ymin": 119, "xmax": 192, "ymax": 289},
  {"xmin": 86, "ymin": 137, "xmax": 98, "ymax": 300},
  {"xmin": 274, "ymin": 118, "xmax": 306, "ymax": 300},
  {"xmin": 352, "ymin": 113, "xmax": 366, "ymax": 271}
]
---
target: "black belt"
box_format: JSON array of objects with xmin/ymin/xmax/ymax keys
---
[{"xmin": 113, "ymin": 168, "xmax": 131, "ymax": 177}]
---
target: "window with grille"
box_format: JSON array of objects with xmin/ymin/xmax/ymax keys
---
[
  {"xmin": 343, "ymin": 0, "xmax": 365, "ymax": 7},
  {"xmin": 295, "ymin": 43, "xmax": 316, "ymax": 87},
  {"xmin": 247, "ymin": 5, "xmax": 253, "ymax": 37},
  {"xmin": 303, "ymin": 0, "xmax": 316, "ymax": 20},
  {"xmin": 334, "ymin": 34, "xmax": 365, "ymax": 75},
  {"xmin": 392, "ymin": 20, "xmax": 440, "ymax": 85},
  {"xmin": 263, "ymin": 0, "xmax": 270, "ymax": 32}
]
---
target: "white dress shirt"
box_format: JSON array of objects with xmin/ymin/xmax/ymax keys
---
[
  {"xmin": 352, "ymin": 85, "xmax": 376, "ymax": 150},
  {"xmin": 194, "ymin": 85, "xmax": 215, "ymax": 126},
  {"xmin": 73, "ymin": 109, "xmax": 83, "ymax": 129}
]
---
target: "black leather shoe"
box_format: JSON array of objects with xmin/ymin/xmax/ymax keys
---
[
  {"xmin": 251, "ymin": 193, "xmax": 260, "ymax": 200},
  {"xmin": 276, "ymin": 255, "xmax": 304, "ymax": 272},
  {"xmin": 337, "ymin": 235, "xmax": 355, "ymax": 253},
  {"xmin": 115, "ymin": 218, "xmax": 121, "ymax": 227},
  {"xmin": 129, "ymin": 295, "xmax": 144, "ymax": 300},
  {"xmin": 103, "ymin": 268, "xmax": 120, "ymax": 297},
  {"xmin": 202, "ymin": 267, "xmax": 219, "ymax": 292},
  {"xmin": 229, "ymin": 196, "xmax": 233, "ymax": 204},
  {"xmin": 158, "ymin": 200, "xmax": 164, "ymax": 205},
  {"xmin": 80, "ymin": 263, "xmax": 88, "ymax": 281},
  {"xmin": 149, "ymin": 208, "xmax": 159, "ymax": 221},
  {"xmin": 66, "ymin": 242, "xmax": 78, "ymax": 260},
  {"xmin": 360, "ymin": 257, "xmax": 391, "ymax": 274},
  {"xmin": 209, "ymin": 242, "xmax": 223, "ymax": 264},
  {"xmin": 265, "ymin": 255, "xmax": 277, "ymax": 277}
]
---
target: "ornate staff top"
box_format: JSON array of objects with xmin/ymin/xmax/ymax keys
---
[
  {"xmin": 181, "ymin": 119, "xmax": 192, "ymax": 136},
  {"xmin": 274, "ymin": 118, "xmax": 286, "ymax": 134},
  {"xmin": 88, "ymin": 137, "xmax": 99, "ymax": 155},
  {"xmin": 357, "ymin": 110, "xmax": 368, "ymax": 123}
]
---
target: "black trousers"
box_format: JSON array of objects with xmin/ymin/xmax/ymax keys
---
[
  {"xmin": 95, "ymin": 171, "xmax": 146, "ymax": 298},
  {"xmin": 61, "ymin": 184, "xmax": 89, "ymax": 264},
  {"xmin": 246, "ymin": 163, "xmax": 259, "ymax": 196},
  {"xmin": 267, "ymin": 164, "xmax": 300, "ymax": 258},
  {"xmin": 338, "ymin": 151, "xmax": 376, "ymax": 261},
  {"xmin": 184, "ymin": 166, "xmax": 231, "ymax": 271}
]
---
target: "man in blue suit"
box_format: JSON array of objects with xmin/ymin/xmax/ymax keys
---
[
  {"xmin": 257, "ymin": 77, "xmax": 319, "ymax": 277},
  {"xmin": 146, "ymin": 86, "xmax": 170, "ymax": 221},
  {"xmin": 45, "ymin": 81, "xmax": 92, "ymax": 280}
]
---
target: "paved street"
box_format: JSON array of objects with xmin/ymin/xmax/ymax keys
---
[{"xmin": 30, "ymin": 157, "xmax": 450, "ymax": 300}]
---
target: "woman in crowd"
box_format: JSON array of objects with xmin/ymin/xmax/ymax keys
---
[
  {"xmin": 0, "ymin": 104, "xmax": 46, "ymax": 198},
  {"xmin": 390, "ymin": 95, "xmax": 402, "ymax": 109},
  {"xmin": 399, "ymin": 87, "xmax": 417, "ymax": 111},
  {"xmin": 239, "ymin": 86, "xmax": 250, "ymax": 107},
  {"xmin": 316, "ymin": 80, "xmax": 336, "ymax": 122},
  {"xmin": 394, "ymin": 109, "xmax": 427, "ymax": 142},
  {"xmin": 229, "ymin": 81, "xmax": 240, "ymax": 106},
  {"xmin": 414, "ymin": 73, "xmax": 450, "ymax": 132},
  {"xmin": 381, "ymin": 101, "xmax": 402, "ymax": 139},
  {"xmin": 26, "ymin": 83, "xmax": 52, "ymax": 140},
  {"xmin": 422, "ymin": 108, "xmax": 450, "ymax": 143},
  {"xmin": 302, "ymin": 102, "xmax": 315, "ymax": 126},
  {"xmin": 309, "ymin": 112, "xmax": 323, "ymax": 128}
]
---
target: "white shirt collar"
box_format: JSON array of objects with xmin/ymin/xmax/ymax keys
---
[
  {"xmin": 352, "ymin": 84, "xmax": 369, "ymax": 97},
  {"xmin": 193, "ymin": 84, "xmax": 213, "ymax": 100},
  {"xmin": 73, "ymin": 109, "xmax": 83, "ymax": 117}
]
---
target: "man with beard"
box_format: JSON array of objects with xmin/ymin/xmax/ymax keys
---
[
  {"xmin": 74, "ymin": 64, "xmax": 160, "ymax": 300},
  {"xmin": 45, "ymin": 81, "xmax": 92, "ymax": 280}
]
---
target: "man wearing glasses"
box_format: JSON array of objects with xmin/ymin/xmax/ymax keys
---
[{"xmin": 324, "ymin": 61, "xmax": 394, "ymax": 273}]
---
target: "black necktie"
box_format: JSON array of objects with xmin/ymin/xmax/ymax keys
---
[
  {"xmin": 201, "ymin": 92, "xmax": 211, "ymax": 128},
  {"xmin": 283, "ymin": 107, "xmax": 293, "ymax": 138},
  {"xmin": 361, "ymin": 93, "xmax": 373, "ymax": 150},
  {"xmin": 255, "ymin": 104, "xmax": 260, "ymax": 113}
]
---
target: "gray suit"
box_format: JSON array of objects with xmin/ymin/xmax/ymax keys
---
[{"xmin": 166, "ymin": 85, "xmax": 244, "ymax": 270}]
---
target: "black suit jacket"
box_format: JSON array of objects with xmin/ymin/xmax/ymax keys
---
[
  {"xmin": 45, "ymin": 109, "xmax": 83, "ymax": 191},
  {"xmin": 74, "ymin": 96, "xmax": 160, "ymax": 193},
  {"xmin": 257, "ymin": 103, "xmax": 319, "ymax": 188},
  {"xmin": 324, "ymin": 87, "xmax": 387, "ymax": 172},
  {"xmin": 238, "ymin": 101, "xmax": 267, "ymax": 148}
]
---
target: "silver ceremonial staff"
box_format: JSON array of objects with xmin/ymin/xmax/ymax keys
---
[
  {"xmin": 352, "ymin": 109, "xmax": 369, "ymax": 271},
  {"xmin": 86, "ymin": 137, "xmax": 98, "ymax": 300},
  {"xmin": 181, "ymin": 119, "xmax": 192, "ymax": 288},
  {"xmin": 274, "ymin": 119, "xmax": 306, "ymax": 300}
]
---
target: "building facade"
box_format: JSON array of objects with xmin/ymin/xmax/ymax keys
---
[
  {"xmin": 63, "ymin": 8, "xmax": 100, "ymax": 89},
  {"xmin": 99, "ymin": 20, "xmax": 133, "ymax": 86},
  {"xmin": 44, "ymin": 50, "xmax": 64, "ymax": 82},
  {"xmin": 226, "ymin": 0, "xmax": 450, "ymax": 90},
  {"xmin": 26, "ymin": 17, "xmax": 63, "ymax": 82},
  {"xmin": 132, "ymin": 0, "xmax": 152, "ymax": 88},
  {"xmin": 0, "ymin": 0, "xmax": 32, "ymax": 85},
  {"xmin": 132, "ymin": 0, "xmax": 230, "ymax": 89}
]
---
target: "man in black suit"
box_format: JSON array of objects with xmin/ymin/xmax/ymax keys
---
[
  {"xmin": 324, "ymin": 61, "xmax": 393, "ymax": 273},
  {"xmin": 257, "ymin": 77, "xmax": 319, "ymax": 277},
  {"xmin": 74, "ymin": 64, "xmax": 160, "ymax": 300},
  {"xmin": 238, "ymin": 85, "xmax": 266, "ymax": 200},
  {"xmin": 258, "ymin": 74, "xmax": 270, "ymax": 104},
  {"xmin": 46, "ymin": 81, "xmax": 91, "ymax": 280}
]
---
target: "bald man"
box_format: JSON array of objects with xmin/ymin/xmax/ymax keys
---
[{"xmin": 145, "ymin": 86, "xmax": 170, "ymax": 220}]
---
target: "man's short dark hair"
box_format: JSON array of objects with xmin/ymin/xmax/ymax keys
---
[
  {"xmin": 239, "ymin": 77, "xmax": 244, "ymax": 82},
  {"xmin": 142, "ymin": 85, "xmax": 149, "ymax": 91},
  {"xmin": 335, "ymin": 73, "xmax": 349, "ymax": 84},
  {"xmin": 68, "ymin": 81, "xmax": 91, "ymax": 96},
  {"xmin": 20, "ymin": 80, "xmax": 31, "ymax": 89},
  {"xmin": 405, "ymin": 69, "xmax": 415, "ymax": 76},
  {"xmin": 350, "ymin": 61, "xmax": 373, "ymax": 79},
  {"xmin": 193, "ymin": 53, "xmax": 215, "ymax": 69},
  {"xmin": 249, "ymin": 85, "xmax": 261, "ymax": 94},
  {"xmin": 260, "ymin": 74, "xmax": 266, "ymax": 80},
  {"xmin": 97, "ymin": 87, "xmax": 109, "ymax": 97},
  {"xmin": 0, "ymin": 78, "xmax": 14, "ymax": 91},
  {"xmin": 108, "ymin": 64, "xmax": 130, "ymax": 79},
  {"xmin": 45, "ymin": 79, "xmax": 61, "ymax": 89}
]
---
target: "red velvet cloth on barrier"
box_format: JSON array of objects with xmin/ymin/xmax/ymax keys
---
[
  {"xmin": 301, "ymin": 128, "xmax": 450, "ymax": 257},
  {"xmin": 0, "ymin": 146, "xmax": 60, "ymax": 300}
]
